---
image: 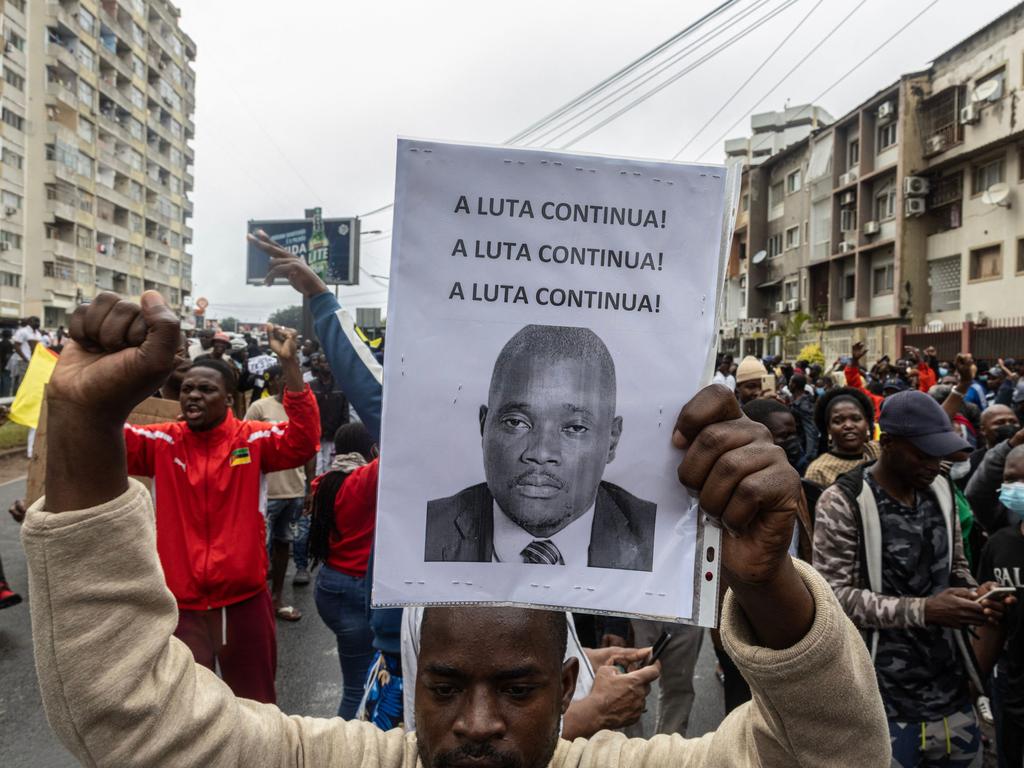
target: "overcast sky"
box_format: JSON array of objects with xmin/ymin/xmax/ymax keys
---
[{"xmin": 176, "ymin": 0, "xmax": 1019, "ymax": 323}]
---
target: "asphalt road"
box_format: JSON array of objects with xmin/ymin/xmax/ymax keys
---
[{"xmin": 0, "ymin": 476, "xmax": 725, "ymax": 767}]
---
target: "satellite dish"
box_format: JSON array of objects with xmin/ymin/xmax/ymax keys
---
[
  {"xmin": 973, "ymin": 79, "xmax": 1000, "ymax": 102},
  {"xmin": 981, "ymin": 182, "xmax": 1010, "ymax": 207},
  {"xmin": 751, "ymin": 249, "xmax": 768, "ymax": 265}
]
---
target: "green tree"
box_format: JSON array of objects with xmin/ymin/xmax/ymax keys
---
[
  {"xmin": 219, "ymin": 316, "xmax": 239, "ymax": 333},
  {"xmin": 769, "ymin": 311, "xmax": 812, "ymax": 359},
  {"xmin": 267, "ymin": 305, "xmax": 302, "ymax": 329}
]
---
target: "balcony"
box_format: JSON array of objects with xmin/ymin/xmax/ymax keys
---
[
  {"xmin": 95, "ymin": 183, "xmax": 140, "ymax": 211},
  {"xmin": 46, "ymin": 195, "xmax": 79, "ymax": 223},
  {"xmin": 97, "ymin": 43, "xmax": 133, "ymax": 81},
  {"xmin": 145, "ymin": 236, "xmax": 169, "ymax": 257},
  {"xmin": 45, "ymin": 160, "xmax": 77, "ymax": 185},
  {"xmin": 45, "ymin": 40, "xmax": 78, "ymax": 72},
  {"xmin": 44, "ymin": 2, "xmax": 76, "ymax": 30},
  {"xmin": 95, "ymin": 215, "xmax": 132, "ymax": 243},
  {"xmin": 44, "ymin": 240, "xmax": 77, "ymax": 261},
  {"xmin": 46, "ymin": 81, "xmax": 78, "ymax": 110}
]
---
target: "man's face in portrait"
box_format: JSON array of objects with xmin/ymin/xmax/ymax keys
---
[{"xmin": 479, "ymin": 327, "xmax": 621, "ymax": 539}]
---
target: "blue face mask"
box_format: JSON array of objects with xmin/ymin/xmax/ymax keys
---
[
  {"xmin": 999, "ymin": 482, "xmax": 1024, "ymax": 520},
  {"xmin": 815, "ymin": 387, "xmax": 826, "ymax": 397},
  {"xmin": 938, "ymin": 367, "xmax": 949, "ymax": 377}
]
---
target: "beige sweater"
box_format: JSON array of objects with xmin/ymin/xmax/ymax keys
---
[{"xmin": 23, "ymin": 480, "xmax": 890, "ymax": 767}]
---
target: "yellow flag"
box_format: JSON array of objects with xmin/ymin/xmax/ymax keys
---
[{"xmin": 9, "ymin": 344, "xmax": 59, "ymax": 429}]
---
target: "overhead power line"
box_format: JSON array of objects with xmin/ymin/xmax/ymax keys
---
[
  {"xmin": 559, "ymin": 0, "xmax": 803, "ymax": 149},
  {"xmin": 671, "ymin": 0, "xmax": 825, "ymax": 160},
  {"xmin": 695, "ymin": 0, "xmax": 937, "ymax": 160}
]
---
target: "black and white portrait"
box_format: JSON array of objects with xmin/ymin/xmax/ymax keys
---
[{"xmin": 424, "ymin": 324, "xmax": 657, "ymax": 571}]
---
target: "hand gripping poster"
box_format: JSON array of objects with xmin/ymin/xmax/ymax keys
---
[{"xmin": 373, "ymin": 139, "xmax": 735, "ymax": 625}]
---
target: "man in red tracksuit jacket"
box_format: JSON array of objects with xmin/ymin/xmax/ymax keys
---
[{"xmin": 125, "ymin": 324, "xmax": 319, "ymax": 703}]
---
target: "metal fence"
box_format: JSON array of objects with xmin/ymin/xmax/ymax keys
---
[{"xmin": 899, "ymin": 317, "xmax": 1024, "ymax": 362}]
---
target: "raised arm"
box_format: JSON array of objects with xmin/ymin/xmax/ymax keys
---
[
  {"xmin": 249, "ymin": 230, "xmax": 383, "ymax": 441},
  {"xmin": 258, "ymin": 323, "xmax": 321, "ymax": 472},
  {"xmin": 21, "ymin": 292, "xmax": 395, "ymax": 767}
]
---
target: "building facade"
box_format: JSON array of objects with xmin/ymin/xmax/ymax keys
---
[{"xmin": 1, "ymin": 0, "xmax": 195, "ymax": 326}]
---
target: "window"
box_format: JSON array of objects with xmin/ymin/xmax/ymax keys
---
[
  {"xmin": 76, "ymin": 228, "xmax": 94, "ymax": 249},
  {"xmin": 872, "ymin": 263, "xmax": 894, "ymax": 295},
  {"xmin": 78, "ymin": 118, "xmax": 94, "ymax": 143},
  {"xmin": 2, "ymin": 108, "xmax": 24, "ymax": 131},
  {"xmin": 79, "ymin": 7, "xmax": 96, "ymax": 34},
  {"xmin": 769, "ymin": 181, "xmax": 784, "ymax": 208},
  {"xmin": 8, "ymin": 0, "xmax": 25, "ymax": 11},
  {"xmin": 1017, "ymin": 239, "xmax": 1024, "ymax": 273},
  {"xmin": 840, "ymin": 207, "xmax": 857, "ymax": 232},
  {"xmin": 878, "ymin": 122, "xmax": 898, "ymax": 151},
  {"xmin": 7, "ymin": 31, "xmax": 25, "ymax": 52},
  {"xmin": 77, "ymin": 78, "xmax": 94, "ymax": 107},
  {"xmin": 786, "ymin": 169, "xmax": 802, "ymax": 194},
  {"xmin": 843, "ymin": 273, "xmax": 856, "ymax": 300},
  {"xmin": 973, "ymin": 156, "xmax": 1005, "ymax": 194},
  {"xmin": 784, "ymin": 280, "xmax": 798, "ymax": 301},
  {"xmin": 2, "ymin": 190, "xmax": 22, "ymax": 210},
  {"xmin": 0, "ymin": 231, "xmax": 22, "ymax": 249},
  {"xmin": 76, "ymin": 42, "xmax": 95, "ymax": 72},
  {"xmin": 3, "ymin": 69, "xmax": 24, "ymax": 91},
  {"xmin": 875, "ymin": 180, "xmax": 897, "ymax": 221},
  {"xmin": 0, "ymin": 272, "xmax": 20, "ymax": 288},
  {"xmin": 78, "ymin": 191, "xmax": 93, "ymax": 214},
  {"xmin": 785, "ymin": 226, "xmax": 800, "ymax": 249},
  {"xmin": 131, "ymin": 54, "xmax": 146, "ymax": 79},
  {"xmin": 848, "ymin": 139, "xmax": 860, "ymax": 168},
  {"xmin": 767, "ymin": 233, "xmax": 783, "ymax": 258},
  {"xmin": 2, "ymin": 148, "xmax": 22, "ymax": 169},
  {"xmin": 129, "ymin": 86, "xmax": 145, "ymax": 110},
  {"xmin": 969, "ymin": 244, "xmax": 1002, "ymax": 280}
]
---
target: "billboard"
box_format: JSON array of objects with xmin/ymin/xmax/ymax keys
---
[{"xmin": 246, "ymin": 209, "xmax": 360, "ymax": 285}]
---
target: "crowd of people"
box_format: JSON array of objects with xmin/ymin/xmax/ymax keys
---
[{"xmin": 1, "ymin": 231, "xmax": 1022, "ymax": 767}]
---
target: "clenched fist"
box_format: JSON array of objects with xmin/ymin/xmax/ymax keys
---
[{"xmin": 49, "ymin": 291, "xmax": 181, "ymax": 423}]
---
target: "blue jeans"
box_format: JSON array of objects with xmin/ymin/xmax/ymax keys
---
[
  {"xmin": 314, "ymin": 564, "xmax": 375, "ymax": 719},
  {"xmin": 292, "ymin": 513, "xmax": 310, "ymax": 571}
]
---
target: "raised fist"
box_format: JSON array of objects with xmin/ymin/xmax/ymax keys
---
[
  {"xmin": 267, "ymin": 324, "xmax": 298, "ymax": 361},
  {"xmin": 49, "ymin": 292, "xmax": 180, "ymax": 422},
  {"xmin": 673, "ymin": 385, "xmax": 802, "ymax": 587}
]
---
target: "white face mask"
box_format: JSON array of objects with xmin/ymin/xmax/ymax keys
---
[{"xmin": 949, "ymin": 460, "xmax": 971, "ymax": 481}]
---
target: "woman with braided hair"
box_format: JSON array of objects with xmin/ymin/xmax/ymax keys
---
[{"xmin": 805, "ymin": 386, "xmax": 880, "ymax": 488}]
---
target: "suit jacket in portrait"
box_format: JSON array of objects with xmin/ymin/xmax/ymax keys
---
[{"xmin": 424, "ymin": 481, "xmax": 656, "ymax": 571}]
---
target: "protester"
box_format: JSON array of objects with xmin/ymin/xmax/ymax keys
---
[
  {"xmin": 814, "ymin": 390, "xmax": 1008, "ymax": 768},
  {"xmin": 309, "ymin": 352, "xmax": 351, "ymax": 475},
  {"xmin": 1, "ymin": 493, "xmax": 23, "ymax": 610},
  {"xmin": 734, "ymin": 354, "xmax": 767, "ymax": 404},
  {"xmin": 804, "ymin": 386, "xmax": 879, "ymax": 488},
  {"xmin": 743, "ymin": 397, "xmax": 806, "ymax": 475},
  {"xmin": 972, "ymin": 445, "xmax": 1024, "ymax": 768},
  {"xmin": 625, "ymin": 620, "xmax": 702, "ymax": 737},
  {"xmin": 966, "ymin": 424, "xmax": 1024, "ymax": 535},
  {"xmin": 987, "ymin": 364, "xmax": 1016, "ymax": 408},
  {"xmin": 309, "ymin": 422, "xmax": 380, "ymax": 719},
  {"xmin": 10, "ymin": 315, "xmax": 40, "ymax": 392},
  {"xmin": 189, "ymin": 328, "xmax": 214, "ymax": 359},
  {"xmin": 22, "ymin": 291, "xmax": 892, "ymax": 766},
  {"xmin": 905, "ymin": 346, "xmax": 938, "ymax": 393},
  {"xmin": 245, "ymin": 364, "xmax": 306, "ymax": 621},
  {"xmin": 712, "ymin": 353, "xmax": 735, "ymax": 392},
  {"xmin": 963, "ymin": 362, "xmax": 990, "ymax": 412},
  {"xmin": 0, "ymin": 328, "xmax": 13, "ymax": 397},
  {"xmin": 117, "ymin": 302, "xmax": 320, "ymax": 704},
  {"xmin": 789, "ymin": 372, "xmax": 819, "ymax": 467}
]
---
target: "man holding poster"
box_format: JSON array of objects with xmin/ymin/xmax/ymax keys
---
[{"xmin": 425, "ymin": 323, "xmax": 656, "ymax": 570}]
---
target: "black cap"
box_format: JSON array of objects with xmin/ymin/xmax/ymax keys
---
[
  {"xmin": 882, "ymin": 376, "xmax": 909, "ymax": 393},
  {"xmin": 879, "ymin": 390, "xmax": 972, "ymax": 457}
]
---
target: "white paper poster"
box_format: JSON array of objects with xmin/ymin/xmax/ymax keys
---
[{"xmin": 373, "ymin": 139, "xmax": 729, "ymax": 624}]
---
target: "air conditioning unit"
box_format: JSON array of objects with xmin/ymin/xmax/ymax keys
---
[
  {"xmin": 839, "ymin": 172, "xmax": 853, "ymax": 187},
  {"xmin": 839, "ymin": 241, "xmax": 856, "ymax": 254},
  {"xmin": 774, "ymin": 301, "xmax": 785, "ymax": 313},
  {"xmin": 960, "ymin": 104, "xmax": 980, "ymax": 125},
  {"xmin": 4, "ymin": 207, "xmax": 17, "ymax": 216},
  {"xmin": 847, "ymin": 168, "xmax": 858, "ymax": 182},
  {"xmin": 863, "ymin": 220, "xmax": 880, "ymax": 235},
  {"xmin": 905, "ymin": 197, "xmax": 926, "ymax": 217},
  {"xmin": 786, "ymin": 298, "xmax": 800, "ymax": 311},
  {"xmin": 0, "ymin": 242, "xmax": 10, "ymax": 251},
  {"xmin": 926, "ymin": 134, "xmax": 947, "ymax": 154},
  {"xmin": 877, "ymin": 101, "xmax": 895, "ymax": 122},
  {"xmin": 904, "ymin": 176, "xmax": 929, "ymax": 196},
  {"xmin": 840, "ymin": 190, "xmax": 856, "ymax": 206}
]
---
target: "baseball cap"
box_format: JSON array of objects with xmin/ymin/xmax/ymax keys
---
[
  {"xmin": 879, "ymin": 390, "xmax": 972, "ymax": 457},
  {"xmin": 986, "ymin": 366, "xmax": 1006, "ymax": 378},
  {"xmin": 882, "ymin": 376, "xmax": 909, "ymax": 393}
]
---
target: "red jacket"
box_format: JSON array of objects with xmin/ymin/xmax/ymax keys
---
[
  {"xmin": 125, "ymin": 388, "xmax": 320, "ymax": 611},
  {"xmin": 311, "ymin": 458, "xmax": 379, "ymax": 578}
]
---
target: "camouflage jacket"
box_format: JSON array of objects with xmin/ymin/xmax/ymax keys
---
[{"xmin": 813, "ymin": 462, "xmax": 975, "ymax": 632}]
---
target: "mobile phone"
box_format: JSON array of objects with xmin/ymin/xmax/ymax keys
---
[
  {"xmin": 976, "ymin": 586, "xmax": 1017, "ymax": 602},
  {"xmin": 646, "ymin": 631, "xmax": 673, "ymax": 666}
]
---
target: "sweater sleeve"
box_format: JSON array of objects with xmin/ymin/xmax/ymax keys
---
[
  {"xmin": 812, "ymin": 485, "xmax": 928, "ymax": 628},
  {"xmin": 258, "ymin": 386, "xmax": 321, "ymax": 473},
  {"xmin": 21, "ymin": 480, "xmax": 416, "ymax": 768},
  {"xmin": 965, "ymin": 440, "xmax": 1012, "ymax": 533},
  {"xmin": 554, "ymin": 560, "xmax": 890, "ymax": 767},
  {"xmin": 310, "ymin": 291, "xmax": 383, "ymax": 442}
]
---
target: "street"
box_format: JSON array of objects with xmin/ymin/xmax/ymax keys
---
[{"xmin": 0, "ymin": 476, "xmax": 724, "ymax": 767}]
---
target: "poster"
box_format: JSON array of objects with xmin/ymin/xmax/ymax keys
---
[{"xmin": 373, "ymin": 139, "xmax": 732, "ymax": 625}]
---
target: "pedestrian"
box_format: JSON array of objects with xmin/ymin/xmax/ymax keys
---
[
  {"xmin": 0, "ymin": 328, "xmax": 12, "ymax": 397},
  {"xmin": 804, "ymin": 387, "xmax": 879, "ymax": 488},
  {"xmin": 309, "ymin": 422, "xmax": 379, "ymax": 719},
  {"xmin": 966, "ymin": 422, "xmax": 1024, "ymax": 535},
  {"xmin": 10, "ymin": 316, "xmax": 40, "ymax": 393},
  {"xmin": 121, "ymin": 310, "xmax": 320, "ymax": 704},
  {"xmin": 789, "ymin": 372, "xmax": 820, "ymax": 467},
  {"xmin": 23, "ymin": 293, "xmax": 893, "ymax": 765},
  {"xmin": 309, "ymin": 352, "xmax": 351, "ymax": 475},
  {"xmin": 971, "ymin": 445, "xmax": 1024, "ymax": 767},
  {"xmin": 814, "ymin": 390, "xmax": 1009, "ymax": 768},
  {"xmin": 0, "ymin": 494, "xmax": 24, "ymax": 610},
  {"xmin": 734, "ymin": 355, "xmax": 767, "ymax": 404},
  {"xmin": 245, "ymin": 364, "xmax": 305, "ymax": 622},
  {"xmin": 711, "ymin": 353, "xmax": 735, "ymax": 392}
]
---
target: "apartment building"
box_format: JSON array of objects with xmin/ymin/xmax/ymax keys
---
[
  {"xmin": 0, "ymin": 0, "xmax": 195, "ymax": 327},
  {"xmin": 914, "ymin": 4, "xmax": 1024, "ymax": 327}
]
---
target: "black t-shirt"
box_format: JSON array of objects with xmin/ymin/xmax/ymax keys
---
[
  {"xmin": 976, "ymin": 523, "xmax": 1024, "ymax": 722},
  {"xmin": 0, "ymin": 337, "xmax": 11, "ymax": 367}
]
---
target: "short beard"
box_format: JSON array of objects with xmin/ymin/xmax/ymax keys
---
[{"xmin": 418, "ymin": 718, "xmax": 559, "ymax": 768}]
